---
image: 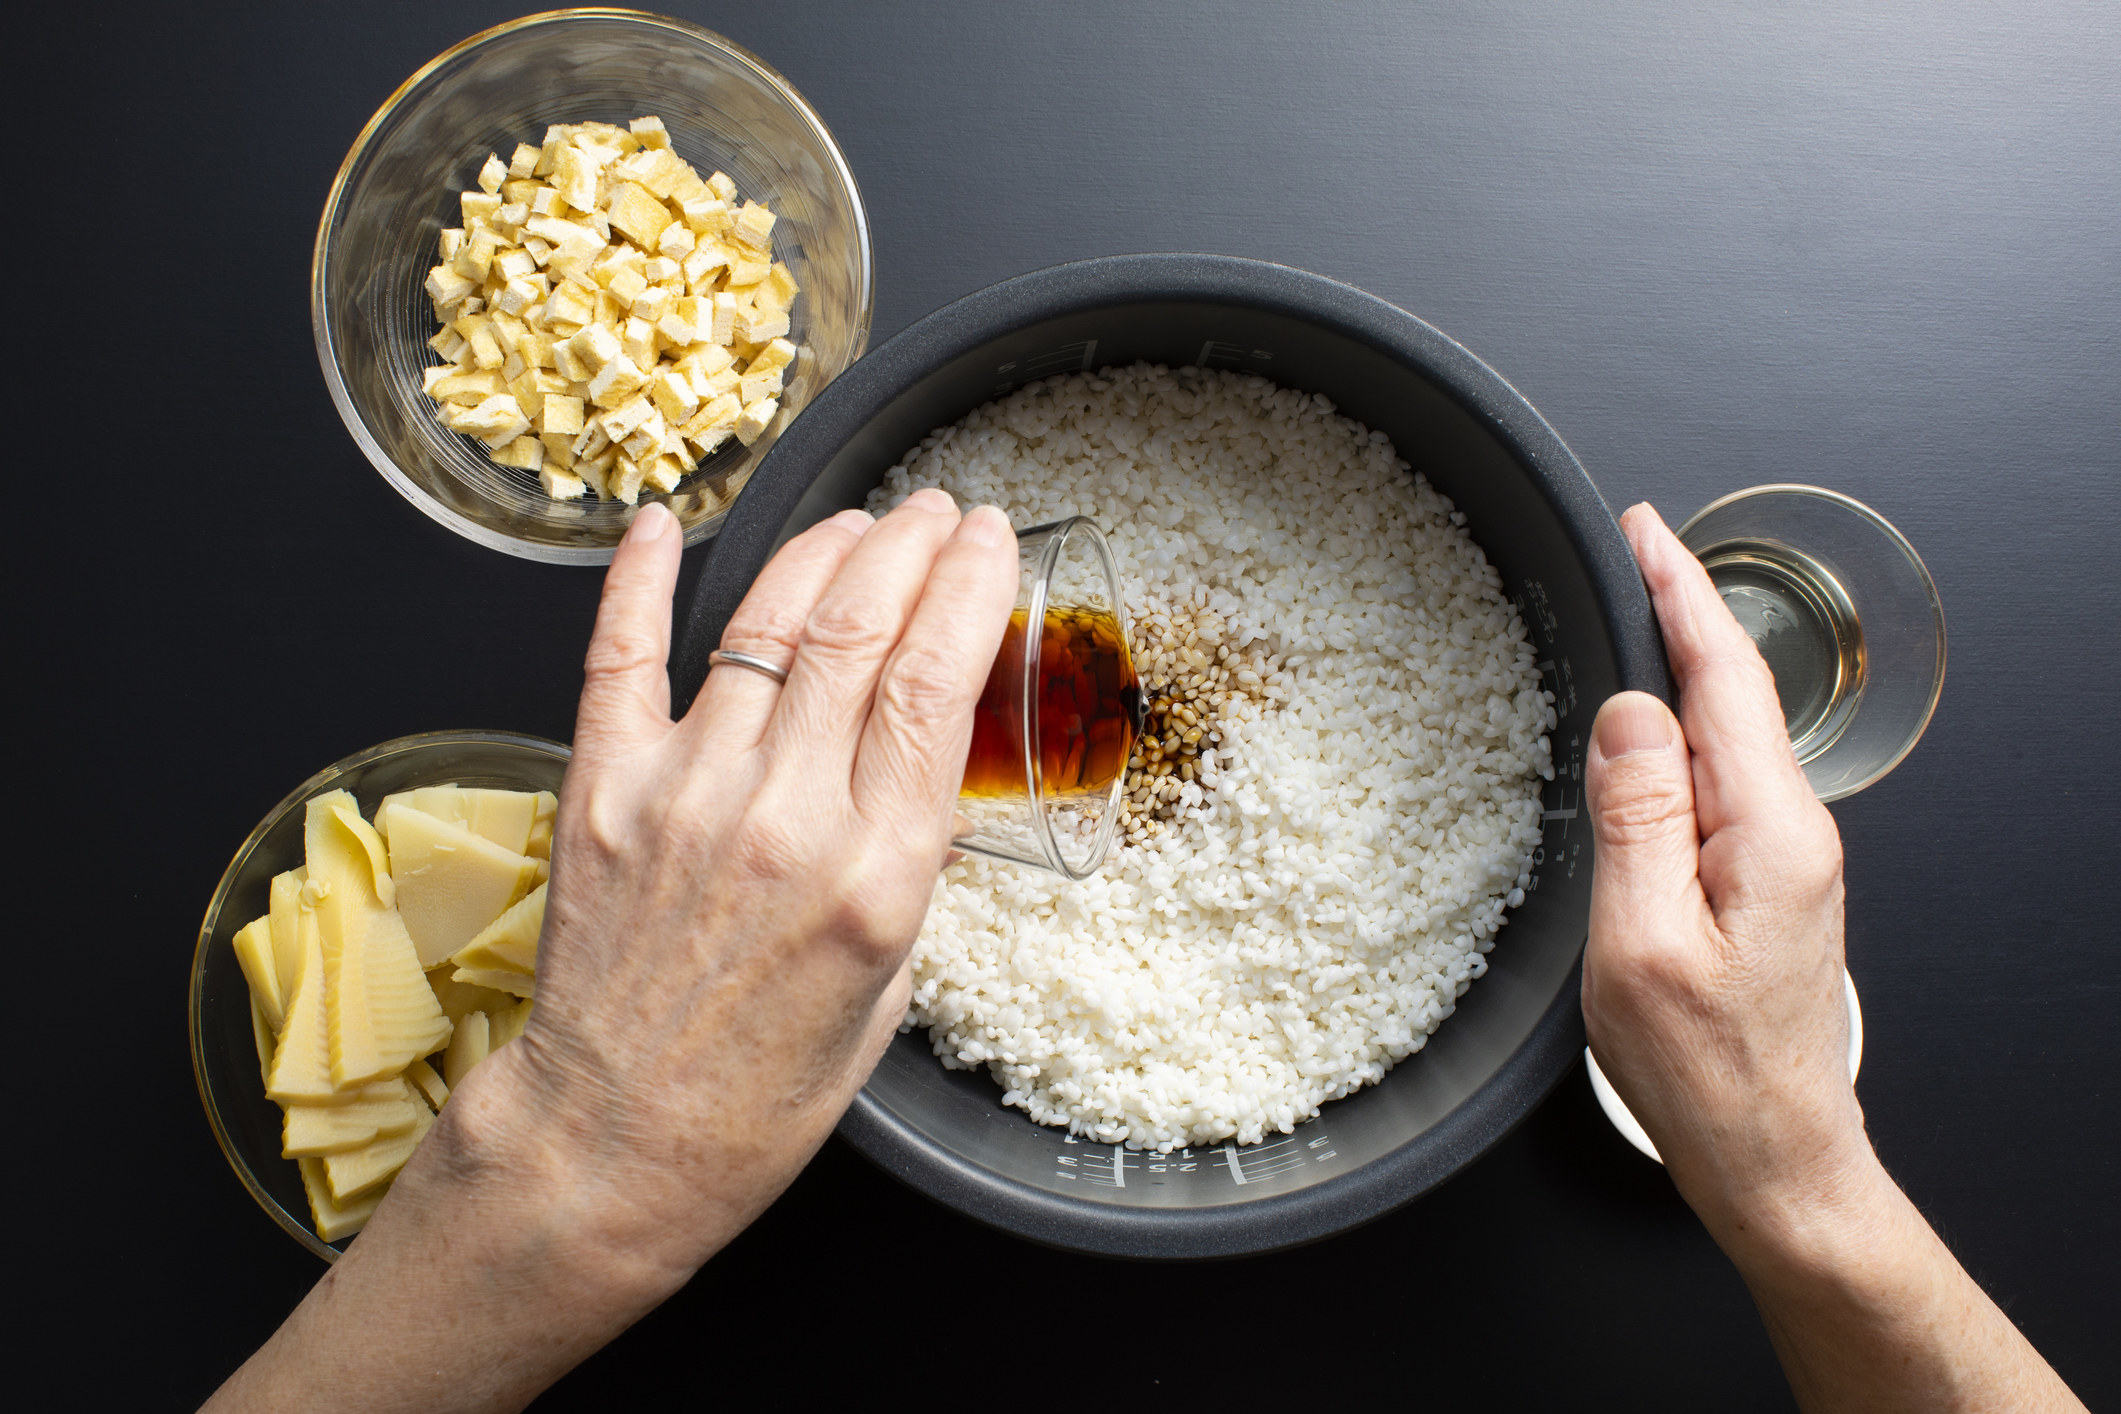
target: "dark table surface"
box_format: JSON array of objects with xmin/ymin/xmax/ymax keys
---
[{"xmin": 23, "ymin": 2, "xmax": 2117, "ymax": 1407}]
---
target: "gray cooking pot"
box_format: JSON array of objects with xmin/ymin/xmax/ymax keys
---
[{"xmin": 673, "ymin": 254, "xmax": 1669, "ymax": 1258}]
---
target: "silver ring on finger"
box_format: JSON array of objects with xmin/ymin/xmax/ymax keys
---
[{"xmin": 708, "ymin": 649, "xmax": 792, "ymax": 685}]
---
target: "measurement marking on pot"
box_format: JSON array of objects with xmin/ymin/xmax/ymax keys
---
[{"xmin": 1223, "ymin": 1135, "xmax": 1330, "ymax": 1185}]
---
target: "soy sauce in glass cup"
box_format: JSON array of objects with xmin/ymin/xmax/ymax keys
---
[{"xmin": 950, "ymin": 518, "xmax": 1141, "ymax": 880}]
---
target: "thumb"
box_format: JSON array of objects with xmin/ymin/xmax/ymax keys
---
[
  {"xmin": 576, "ymin": 503, "xmax": 682, "ymax": 759},
  {"xmin": 1585, "ymin": 692, "xmax": 1701, "ymax": 934}
]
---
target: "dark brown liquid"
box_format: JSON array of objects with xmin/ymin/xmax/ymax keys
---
[{"xmin": 963, "ymin": 606, "xmax": 1140, "ymax": 799}]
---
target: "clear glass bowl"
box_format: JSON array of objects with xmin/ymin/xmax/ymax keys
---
[
  {"xmin": 189, "ymin": 731, "xmax": 571, "ymax": 1261},
  {"xmin": 313, "ymin": 9, "xmax": 874, "ymax": 563}
]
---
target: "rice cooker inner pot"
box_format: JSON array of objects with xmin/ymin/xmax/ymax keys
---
[{"xmin": 676, "ymin": 254, "xmax": 1667, "ymax": 1258}]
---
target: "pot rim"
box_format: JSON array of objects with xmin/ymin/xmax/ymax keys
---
[{"xmin": 679, "ymin": 253, "xmax": 1670, "ymax": 1258}]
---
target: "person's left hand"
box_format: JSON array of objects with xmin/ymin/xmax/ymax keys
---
[{"xmin": 207, "ymin": 490, "xmax": 1019, "ymax": 1414}]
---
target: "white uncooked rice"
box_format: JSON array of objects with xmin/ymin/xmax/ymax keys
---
[{"xmin": 870, "ymin": 364, "xmax": 1555, "ymax": 1150}]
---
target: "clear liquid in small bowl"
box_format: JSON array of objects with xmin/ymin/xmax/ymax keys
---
[{"xmin": 1698, "ymin": 538, "xmax": 1866, "ymax": 762}]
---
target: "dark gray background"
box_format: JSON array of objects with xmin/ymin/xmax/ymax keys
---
[{"xmin": 20, "ymin": 2, "xmax": 2115, "ymax": 1407}]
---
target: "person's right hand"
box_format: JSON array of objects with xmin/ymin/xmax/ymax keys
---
[
  {"xmin": 1582, "ymin": 503, "xmax": 1866, "ymax": 1235},
  {"xmin": 1585, "ymin": 504, "xmax": 2086, "ymax": 1413}
]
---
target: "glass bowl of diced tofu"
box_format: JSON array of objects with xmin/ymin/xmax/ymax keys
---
[
  {"xmin": 313, "ymin": 9, "xmax": 874, "ymax": 563},
  {"xmin": 190, "ymin": 730, "xmax": 570, "ymax": 1260}
]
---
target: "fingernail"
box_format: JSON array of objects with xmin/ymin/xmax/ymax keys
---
[
  {"xmin": 959, "ymin": 504, "xmax": 1015, "ymax": 547},
  {"xmin": 829, "ymin": 508, "xmax": 875, "ymax": 536},
  {"xmin": 627, "ymin": 502, "xmax": 675, "ymax": 544},
  {"xmin": 905, "ymin": 486, "xmax": 958, "ymax": 514},
  {"xmin": 1594, "ymin": 693, "xmax": 1675, "ymax": 759}
]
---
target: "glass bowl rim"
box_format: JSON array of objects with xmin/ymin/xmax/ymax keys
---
[
  {"xmin": 1676, "ymin": 481, "xmax": 1947, "ymax": 802},
  {"xmin": 309, "ymin": 6, "xmax": 876, "ymax": 565},
  {"xmin": 188, "ymin": 729, "xmax": 573, "ymax": 1263}
]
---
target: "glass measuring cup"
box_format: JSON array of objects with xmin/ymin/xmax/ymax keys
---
[
  {"xmin": 949, "ymin": 517, "xmax": 1140, "ymax": 880},
  {"xmin": 1588, "ymin": 484, "xmax": 1943, "ymax": 1160}
]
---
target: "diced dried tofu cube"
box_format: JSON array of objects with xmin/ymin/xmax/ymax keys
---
[
  {"xmin": 586, "ymin": 354, "xmax": 648, "ymax": 407},
  {"xmin": 619, "ymin": 409, "xmax": 657, "ymax": 460},
  {"xmin": 525, "ymin": 212, "xmax": 596, "ymax": 253},
  {"xmin": 678, "ymin": 342, "xmax": 736, "ymax": 377},
  {"xmin": 578, "ymin": 447, "xmax": 615, "ymax": 499},
  {"xmin": 455, "ymin": 393, "xmax": 531, "ymax": 449},
  {"xmin": 538, "ymin": 432, "xmax": 577, "ymax": 468},
  {"xmin": 631, "ymin": 285, "xmax": 674, "ymax": 324},
  {"xmin": 551, "ymin": 143, "xmax": 603, "ymax": 212},
  {"xmin": 509, "ymin": 142, "xmax": 542, "ymax": 179},
  {"xmin": 567, "ymin": 323, "xmax": 621, "ymax": 373},
  {"xmin": 592, "ymin": 289, "xmax": 628, "ymax": 327},
  {"xmin": 540, "ymin": 394, "xmax": 584, "ymax": 436},
  {"xmin": 544, "ymin": 282, "xmax": 595, "ymax": 329},
  {"xmin": 466, "ymin": 326, "xmax": 505, "ymax": 371},
  {"xmin": 606, "ymin": 265, "xmax": 648, "ymax": 307},
  {"xmin": 454, "ymin": 230, "xmax": 497, "ymax": 281},
  {"xmin": 620, "ymin": 414, "xmax": 666, "ymax": 462},
  {"xmin": 681, "ymin": 196, "xmax": 732, "ymax": 236},
  {"xmin": 707, "ymin": 170, "xmax": 737, "ymax": 202},
  {"xmin": 739, "ymin": 367, "xmax": 784, "ymax": 404},
  {"xmin": 727, "ymin": 248, "xmax": 772, "ymax": 286},
  {"xmin": 735, "ymin": 397, "xmax": 778, "ymax": 446},
  {"xmin": 534, "ymin": 127, "xmax": 567, "ymax": 176},
  {"xmin": 618, "ymin": 315, "xmax": 654, "ymax": 365},
  {"xmin": 642, "ymin": 255, "xmax": 681, "ymax": 285},
  {"xmin": 438, "ymin": 227, "xmax": 467, "ymax": 261},
  {"xmin": 493, "ymin": 248, "xmax": 537, "ymax": 283},
  {"xmin": 732, "ymin": 200, "xmax": 776, "ymax": 250},
  {"xmin": 494, "ymin": 275, "xmax": 543, "ymax": 316},
  {"xmin": 572, "ymin": 422, "xmax": 612, "ymax": 460},
  {"xmin": 606, "ymin": 180, "xmax": 673, "ymax": 248},
  {"xmin": 642, "ymin": 147, "xmax": 693, "ymax": 198},
  {"xmin": 420, "ymin": 364, "xmax": 453, "ymax": 397},
  {"xmin": 599, "ymin": 393, "xmax": 656, "ymax": 443},
  {"xmin": 642, "ymin": 453, "xmax": 685, "ymax": 493},
  {"xmin": 748, "ymin": 336, "xmax": 797, "ymax": 375},
  {"xmin": 693, "ymin": 365, "xmax": 741, "ymax": 402},
  {"xmin": 689, "ymin": 422, "xmax": 735, "ymax": 458},
  {"xmin": 540, "ymin": 467, "xmax": 586, "ymax": 500},
  {"xmin": 648, "ymin": 368, "xmax": 699, "ymax": 423},
  {"xmin": 506, "ymin": 373, "xmax": 545, "ymax": 421},
  {"xmin": 553, "ymin": 339, "xmax": 591, "ymax": 383},
  {"xmin": 529, "ymin": 186, "xmax": 562, "ymax": 216},
  {"xmin": 629, "ymin": 115, "xmax": 671, "ymax": 149},
  {"xmin": 655, "ymin": 310, "xmax": 695, "ymax": 346},
  {"xmin": 496, "ymin": 200, "xmax": 528, "ymax": 229},
  {"xmin": 709, "ymin": 292, "xmax": 739, "ymax": 344},
  {"xmin": 433, "ymin": 369, "xmax": 506, "ymax": 404},
  {"xmin": 490, "ymin": 434, "xmax": 544, "ymax": 471},
  {"xmin": 738, "ymin": 306, "xmax": 791, "ymax": 344},
  {"xmin": 767, "ymin": 262, "xmax": 800, "ymax": 307},
  {"xmin": 425, "ymin": 264, "xmax": 478, "ymax": 306},
  {"xmin": 477, "ymin": 153, "xmax": 507, "ymax": 194},
  {"xmin": 609, "ymin": 454, "xmax": 646, "ymax": 504},
  {"xmin": 462, "ymin": 190, "xmax": 502, "ymax": 224},
  {"xmin": 501, "ymin": 179, "xmax": 542, "ymax": 207},
  {"xmin": 522, "ymin": 235, "xmax": 553, "ymax": 269},
  {"xmin": 681, "ymin": 392, "xmax": 742, "ymax": 444},
  {"xmin": 656, "ymin": 222, "xmax": 696, "ymax": 258}
]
